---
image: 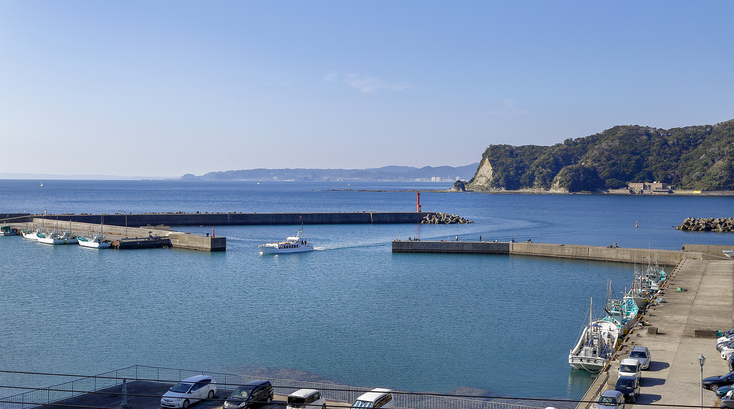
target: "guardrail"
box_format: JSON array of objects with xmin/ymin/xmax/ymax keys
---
[{"xmin": 0, "ymin": 365, "xmax": 545, "ymax": 409}]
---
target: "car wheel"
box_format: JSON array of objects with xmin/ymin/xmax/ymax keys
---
[
  {"xmin": 268, "ymin": 394, "xmax": 273, "ymax": 402},
  {"xmin": 322, "ymin": 404, "xmax": 326, "ymax": 409},
  {"xmin": 208, "ymin": 390, "xmax": 214, "ymax": 399},
  {"xmin": 710, "ymin": 384, "xmax": 719, "ymax": 391},
  {"xmin": 183, "ymin": 400, "xmax": 190, "ymax": 409}
]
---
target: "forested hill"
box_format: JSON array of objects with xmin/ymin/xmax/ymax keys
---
[{"xmin": 466, "ymin": 119, "xmax": 734, "ymax": 193}]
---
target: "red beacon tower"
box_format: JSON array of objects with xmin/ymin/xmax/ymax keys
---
[{"xmin": 416, "ymin": 191, "xmax": 421, "ymax": 212}]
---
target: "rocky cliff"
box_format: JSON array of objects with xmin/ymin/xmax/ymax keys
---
[{"xmin": 466, "ymin": 119, "xmax": 734, "ymax": 193}]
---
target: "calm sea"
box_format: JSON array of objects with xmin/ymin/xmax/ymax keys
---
[{"xmin": 1, "ymin": 180, "xmax": 733, "ymax": 401}]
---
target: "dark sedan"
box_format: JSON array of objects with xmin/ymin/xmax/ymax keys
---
[
  {"xmin": 702, "ymin": 371, "xmax": 734, "ymax": 391},
  {"xmin": 615, "ymin": 376, "xmax": 640, "ymax": 403}
]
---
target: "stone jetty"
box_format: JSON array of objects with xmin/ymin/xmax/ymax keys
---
[
  {"xmin": 420, "ymin": 212, "xmax": 473, "ymax": 224},
  {"xmin": 676, "ymin": 217, "xmax": 734, "ymax": 232}
]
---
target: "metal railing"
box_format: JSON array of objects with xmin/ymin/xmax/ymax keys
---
[{"xmin": 0, "ymin": 365, "xmax": 545, "ymax": 409}]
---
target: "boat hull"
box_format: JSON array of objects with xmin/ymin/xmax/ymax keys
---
[
  {"xmin": 78, "ymin": 240, "xmax": 111, "ymax": 249},
  {"xmin": 258, "ymin": 244, "xmax": 313, "ymax": 254}
]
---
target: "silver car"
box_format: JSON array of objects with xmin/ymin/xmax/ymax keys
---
[{"xmin": 629, "ymin": 346, "xmax": 651, "ymax": 370}]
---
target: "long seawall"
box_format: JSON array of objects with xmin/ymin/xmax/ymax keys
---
[
  {"xmin": 392, "ymin": 240, "xmax": 730, "ymax": 265},
  {"xmin": 2, "ymin": 212, "xmax": 433, "ymax": 226}
]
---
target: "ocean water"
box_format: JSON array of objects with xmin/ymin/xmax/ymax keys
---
[{"xmin": 1, "ymin": 180, "xmax": 733, "ymax": 401}]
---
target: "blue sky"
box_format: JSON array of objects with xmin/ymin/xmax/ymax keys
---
[{"xmin": 1, "ymin": 1, "xmax": 732, "ymax": 178}]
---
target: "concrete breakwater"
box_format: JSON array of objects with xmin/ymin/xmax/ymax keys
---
[
  {"xmin": 392, "ymin": 240, "xmax": 731, "ymax": 265},
  {"xmin": 676, "ymin": 217, "xmax": 734, "ymax": 232},
  {"xmin": 2, "ymin": 211, "xmax": 444, "ymax": 227}
]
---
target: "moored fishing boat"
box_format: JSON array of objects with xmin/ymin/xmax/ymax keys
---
[
  {"xmin": 22, "ymin": 229, "xmax": 42, "ymax": 240},
  {"xmin": 37, "ymin": 231, "xmax": 77, "ymax": 245},
  {"xmin": 0, "ymin": 225, "xmax": 16, "ymax": 236},
  {"xmin": 259, "ymin": 229, "xmax": 313, "ymax": 254},
  {"xmin": 78, "ymin": 234, "xmax": 111, "ymax": 249},
  {"xmin": 569, "ymin": 297, "xmax": 620, "ymax": 372},
  {"xmin": 78, "ymin": 215, "xmax": 111, "ymax": 249}
]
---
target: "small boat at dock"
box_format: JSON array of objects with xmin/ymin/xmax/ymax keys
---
[
  {"xmin": 78, "ymin": 234, "xmax": 111, "ymax": 249},
  {"xmin": 569, "ymin": 297, "xmax": 620, "ymax": 372},
  {"xmin": 259, "ymin": 229, "xmax": 313, "ymax": 254}
]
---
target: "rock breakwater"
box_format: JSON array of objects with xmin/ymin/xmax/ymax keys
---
[
  {"xmin": 676, "ymin": 217, "xmax": 734, "ymax": 232},
  {"xmin": 421, "ymin": 212, "xmax": 473, "ymax": 224}
]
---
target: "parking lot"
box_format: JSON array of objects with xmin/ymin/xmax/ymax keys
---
[{"xmin": 40, "ymin": 381, "xmax": 350, "ymax": 409}]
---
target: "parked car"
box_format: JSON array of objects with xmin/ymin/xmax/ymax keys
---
[
  {"xmin": 618, "ymin": 358, "xmax": 642, "ymax": 380},
  {"xmin": 350, "ymin": 388, "xmax": 395, "ymax": 409},
  {"xmin": 629, "ymin": 347, "xmax": 651, "ymax": 370},
  {"xmin": 161, "ymin": 375, "xmax": 217, "ymax": 409},
  {"xmin": 716, "ymin": 385, "xmax": 733, "ymax": 398},
  {"xmin": 615, "ymin": 376, "xmax": 640, "ymax": 403},
  {"xmin": 597, "ymin": 390, "xmax": 625, "ymax": 409},
  {"xmin": 702, "ymin": 371, "xmax": 734, "ymax": 391},
  {"xmin": 287, "ymin": 389, "xmax": 326, "ymax": 409},
  {"xmin": 722, "ymin": 389, "xmax": 734, "ymax": 409},
  {"xmin": 224, "ymin": 380, "xmax": 274, "ymax": 409}
]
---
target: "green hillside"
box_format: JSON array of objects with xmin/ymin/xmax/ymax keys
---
[{"xmin": 466, "ymin": 119, "xmax": 734, "ymax": 192}]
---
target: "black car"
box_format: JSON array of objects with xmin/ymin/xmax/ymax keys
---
[
  {"xmin": 224, "ymin": 380, "xmax": 274, "ymax": 409},
  {"xmin": 615, "ymin": 376, "xmax": 640, "ymax": 403},
  {"xmin": 702, "ymin": 371, "xmax": 734, "ymax": 391}
]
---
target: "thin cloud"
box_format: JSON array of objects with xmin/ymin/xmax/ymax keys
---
[
  {"xmin": 324, "ymin": 73, "xmax": 409, "ymax": 93},
  {"xmin": 488, "ymin": 99, "xmax": 527, "ymax": 115}
]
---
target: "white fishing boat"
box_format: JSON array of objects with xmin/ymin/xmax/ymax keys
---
[
  {"xmin": 723, "ymin": 250, "xmax": 734, "ymax": 258},
  {"xmin": 38, "ymin": 231, "xmax": 77, "ymax": 245},
  {"xmin": 569, "ymin": 297, "xmax": 620, "ymax": 372},
  {"xmin": 78, "ymin": 215, "xmax": 111, "ymax": 249},
  {"xmin": 22, "ymin": 229, "xmax": 43, "ymax": 240},
  {"xmin": 78, "ymin": 234, "xmax": 111, "ymax": 249},
  {"xmin": 259, "ymin": 229, "xmax": 313, "ymax": 254}
]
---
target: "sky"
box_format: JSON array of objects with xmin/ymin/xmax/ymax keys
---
[{"xmin": 1, "ymin": 1, "xmax": 733, "ymax": 178}]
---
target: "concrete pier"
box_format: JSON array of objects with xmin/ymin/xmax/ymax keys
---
[
  {"xmin": 577, "ymin": 259, "xmax": 734, "ymax": 409},
  {"xmin": 392, "ymin": 240, "xmax": 729, "ymax": 266},
  {"xmin": 17, "ymin": 218, "xmax": 225, "ymax": 252}
]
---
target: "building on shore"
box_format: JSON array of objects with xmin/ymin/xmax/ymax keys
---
[{"xmin": 628, "ymin": 182, "xmax": 672, "ymax": 194}]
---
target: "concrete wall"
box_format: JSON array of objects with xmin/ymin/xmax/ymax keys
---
[
  {"xmin": 682, "ymin": 244, "xmax": 734, "ymax": 257},
  {"xmin": 32, "ymin": 212, "xmax": 431, "ymax": 226},
  {"xmin": 392, "ymin": 240, "xmax": 510, "ymax": 254},
  {"xmin": 391, "ymin": 240, "xmax": 727, "ymax": 266},
  {"xmin": 509, "ymin": 242, "xmax": 701, "ymax": 266},
  {"xmin": 169, "ymin": 233, "xmax": 226, "ymax": 252}
]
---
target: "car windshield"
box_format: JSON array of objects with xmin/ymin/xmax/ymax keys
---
[
  {"xmin": 617, "ymin": 379, "xmax": 635, "ymax": 388},
  {"xmin": 231, "ymin": 387, "xmax": 252, "ymax": 399},
  {"xmin": 351, "ymin": 400, "xmax": 374, "ymax": 409},
  {"xmin": 170, "ymin": 383, "xmax": 193, "ymax": 393},
  {"xmin": 620, "ymin": 364, "xmax": 637, "ymax": 372},
  {"xmin": 598, "ymin": 397, "xmax": 618, "ymax": 405},
  {"xmin": 630, "ymin": 351, "xmax": 646, "ymax": 358}
]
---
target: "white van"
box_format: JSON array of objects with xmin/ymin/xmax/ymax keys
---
[
  {"xmin": 350, "ymin": 388, "xmax": 394, "ymax": 409},
  {"xmin": 287, "ymin": 389, "xmax": 326, "ymax": 409},
  {"xmin": 618, "ymin": 358, "xmax": 642, "ymax": 380}
]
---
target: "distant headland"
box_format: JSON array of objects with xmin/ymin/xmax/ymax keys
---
[{"xmin": 180, "ymin": 164, "xmax": 478, "ymax": 182}]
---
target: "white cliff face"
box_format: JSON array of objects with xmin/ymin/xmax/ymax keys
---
[{"xmin": 467, "ymin": 157, "xmax": 494, "ymax": 189}]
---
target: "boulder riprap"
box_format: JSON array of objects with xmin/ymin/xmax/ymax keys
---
[
  {"xmin": 676, "ymin": 217, "xmax": 734, "ymax": 232},
  {"xmin": 421, "ymin": 212, "xmax": 473, "ymax": 224}
]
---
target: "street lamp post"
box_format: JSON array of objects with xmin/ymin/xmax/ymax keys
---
[{"xmin": 700, "ymin": 354, "xmax": 706, "ymax": 409}]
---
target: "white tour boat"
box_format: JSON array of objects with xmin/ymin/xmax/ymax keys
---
[{"xmin": 259, "ymin": 229, "xmax": 313, "ymax": 254}]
